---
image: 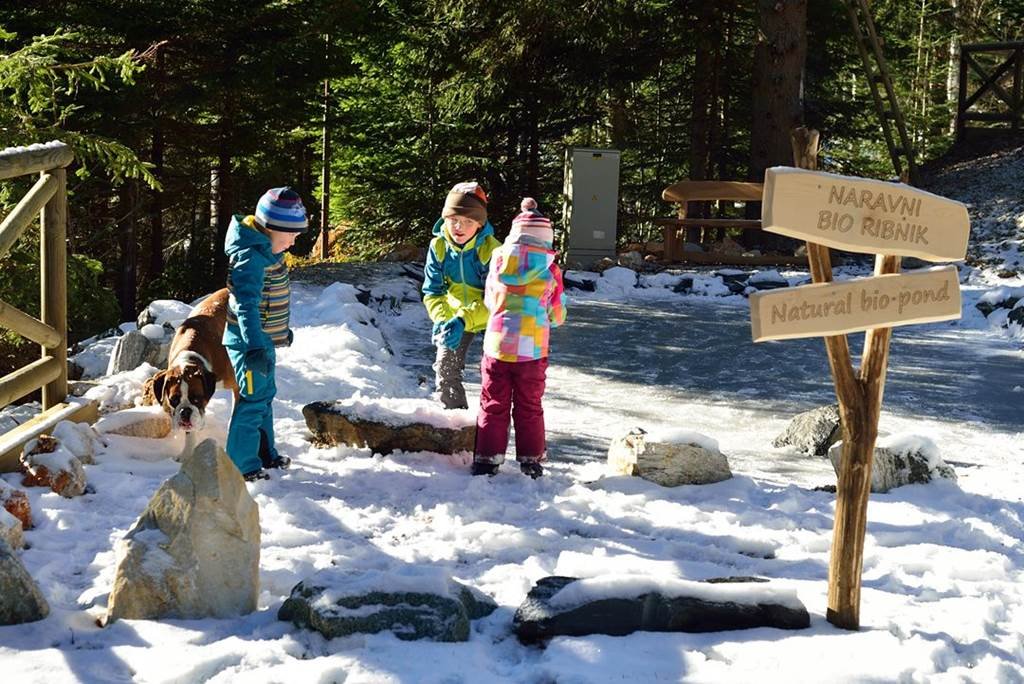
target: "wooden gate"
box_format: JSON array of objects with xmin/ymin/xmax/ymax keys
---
[
  {"xmin": 0, "ymin": 142, "xmax": 97, "ymax": 471},
  {"xmin": 957, "ymin": 41, "xmax": 1024, "ymax": 140}
]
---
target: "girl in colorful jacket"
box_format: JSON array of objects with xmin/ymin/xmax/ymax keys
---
[
  {"xmin": 422, "ymin": 182, "xmax": 502, "ymax": 410},
  {"xmin": 473, "ymin": 198, "xmax": 567, "ymax": 478},
  {"xmin": 224, "ymin": 187, "xmax": 307, "ymax": 481}
]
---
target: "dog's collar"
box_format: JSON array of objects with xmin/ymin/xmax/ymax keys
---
[{"xmin": 175, "ymin": 351, "xmax": 212, "ymax": 373}]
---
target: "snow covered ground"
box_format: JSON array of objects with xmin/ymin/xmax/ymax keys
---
[{"xmin": 2, "ymin": 258, "xmax": 1023, "ymax": 682}]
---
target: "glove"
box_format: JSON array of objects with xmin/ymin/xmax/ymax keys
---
[
  {"xmin": 431, "ymin": 320, "xmax": 445, "ymax": 345},
  {"xmin": 441, "ymin": 316, "xmax": 465, "ymax": 349},
  {"xmin": 286, "ymin": 329, "xmax": 294, "ymax": 346},
  {"xmin": 245, "ymin": 348, "xmax": 271, "ymax": 376}
]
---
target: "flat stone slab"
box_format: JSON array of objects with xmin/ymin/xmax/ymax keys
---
[
  {"xmin": 303, "ymin": 400, "xmax": 476, "ymax": 455},
  {"xmin": 514, "ymin": 575, "xmax": 809, "ymax": 643},
  {"xmin": 279, "ymin": 567, "xmax": 497, "ymax": 642}
]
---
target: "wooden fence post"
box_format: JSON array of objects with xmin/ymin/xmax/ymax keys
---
[{"xmin": 40, "ymin": 167, "xmax": 68, "ymax": 410}]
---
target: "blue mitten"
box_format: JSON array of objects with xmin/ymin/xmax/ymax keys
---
[
  {"xmin": 431, "ymin": 320, "xmax": 446, "ymax": 345},
  {"xmin": 245, "ymin": 347, "xmax": 271, "ymax": 375},
  {"xmin": 441, "ymin": 316, "xmax": 465, "ymax": 349}
]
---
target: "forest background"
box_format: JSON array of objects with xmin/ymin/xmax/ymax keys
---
[{"xmin": 1, "ymin": 0, "xmax": 1022, "ymax": 374}]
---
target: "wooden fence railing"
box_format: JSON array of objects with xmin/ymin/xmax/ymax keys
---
[
  {"xmin": 0, "ymin": 142, "xmax": 73, "ymax": 410},
  {"xmin": 957, "ymin": 41, "xmax": 1024, "ymax": 140},
  {"xmin": 0, "ymin": 142, "xmax": 101, "ymax": 472}
]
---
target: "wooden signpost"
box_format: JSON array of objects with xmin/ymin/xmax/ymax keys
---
[{"xmin": 751, "ymin": 128, "xmax": 971, "ymax": 630}]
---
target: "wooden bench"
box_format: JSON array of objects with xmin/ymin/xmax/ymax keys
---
[{"xmin": 658, "ymin": 180, "xmax": 809, "ymax": 266}]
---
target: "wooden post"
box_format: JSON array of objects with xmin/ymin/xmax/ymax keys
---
[
  {"xmin": 664, "ymin": 203, "xmax": 684, "ymax": 263},
  {"xmin": 789, "ymin": 127, "xmax": 899, "ymax": 630},
  {"xmin": 40, "ymin": 167, "xmax": 68, "ymax": 410}
]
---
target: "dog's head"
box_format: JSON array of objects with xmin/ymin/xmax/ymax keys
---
[{"xmin": 150, "ymin": 361, "xmax": 217, "ymax": 433}]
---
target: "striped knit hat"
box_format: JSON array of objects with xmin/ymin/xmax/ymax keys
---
[
  {"xmin": 441, "ymin": 181, "xmax": 488, "ymax": 226},
  {"xmin": 255, "ymin": 186, "xmax": 308, "ymax": 233},
  {"xmin": 509, "ymin": 197, "xmax": 553, "ymax": 245}
]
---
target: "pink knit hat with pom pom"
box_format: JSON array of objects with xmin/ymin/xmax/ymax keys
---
[{"xmin": 509, "ymin": 197, "xmax": 554, "ymax": 245}]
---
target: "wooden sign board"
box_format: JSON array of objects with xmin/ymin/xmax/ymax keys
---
[
  {"xmin": 762, "ymin": 168, "xmax": 970, "ymax": 262},
  {"xmin": 751, "ymin": 266, "xmax": 961, "ymax": 342}
]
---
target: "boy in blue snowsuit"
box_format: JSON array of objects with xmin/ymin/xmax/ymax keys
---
[
  {"xmin": 224, "ymin": 187, "xmax": 308, "ymax": 481},
  {"xmin": 422, "ymin": 182, "xmax": 502, "ymax": 409}
]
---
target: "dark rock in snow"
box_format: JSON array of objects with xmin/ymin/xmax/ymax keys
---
[
  {"xmin": 1008, "ymin": 306, "xmax": 1024, "ymax": 327},
  {"xmin": 748, "ymin": 270, "xmax": 789, "ymax": 291},
  {"xmin": 563, "ymin": 272, "xmax": 597, "ymax": 292},
  {"xmin": 672, "ymin": 277, "xmax": 695, "ymax": 294},
  {"xmin": 772, "ymin": 405, "xmax": 842, "ymax": 457},
  {"xmin": 279, "ymin": 571, "xmax": 497, "ymax": 642},
  {"xmin": 513, "ymin": 576, "xmax": 809, "ymax": 644},
  {"xmin": 303, "ymin": 401, "xmax": 476, "ymax": 455}
]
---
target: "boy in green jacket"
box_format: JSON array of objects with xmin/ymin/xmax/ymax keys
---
[{"xmin": 422, "ymin": 182, "xmax": 502, "ymax": 409}]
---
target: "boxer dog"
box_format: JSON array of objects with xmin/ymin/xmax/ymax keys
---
[{"xmin": 143, "ymin": 288, "xmax": 238, "ymax": 460}]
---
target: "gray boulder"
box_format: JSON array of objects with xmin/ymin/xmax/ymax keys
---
[
  {"xmin": 0, "ymin": 538, "xmax": 49, "ymax": 625},
  {"xmin": 829, "ymin": 436, "xmax": 957, "ymax": 493},
  {"xmin": 107, "ymin": 330, "xmax": 167, "ymax": 374},
  {"xmin": 279, "ymin": 569, "xmax": 497, "ymax": 642},
  {"xmin": 607, "ymin": 428, "xmax": 731, "ymax": 486},
  {"xmin": 617, "ymin": 250, "xmax": 643, "ymax": 269},
  {"xmin": 773, "ymin": 405, "xmax": 842, "ymax": 457},
  {"xmin": 513, "ymin": 575, "xmax": 809, "ymax": 643},
  {"xmin": 303, "ymin": 401, "xmax": 475, "ymax": 455},
  {"xmin": 104, "ymin": 438, "xmax": 260, "ymax": 623}
]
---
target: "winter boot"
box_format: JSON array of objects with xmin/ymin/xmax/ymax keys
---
[
  {"xmin": 519, "ymin": 461, "xmax": 544, "ymax": 479},
  {"xmin": 259, "ymin": 430, "xmax": 289, "ymax": 470},
  {"xmin": 471, "ymin": 461, "xmax": 501, "ymax": 477},
  {"xmin": 243, "ymin": 468, "xmax": 270, "ymax": 482}
]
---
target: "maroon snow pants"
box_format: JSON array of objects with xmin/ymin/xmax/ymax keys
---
[{"xmin": 474, "ymin": 355, "xmax": 548, "ymax": 464}]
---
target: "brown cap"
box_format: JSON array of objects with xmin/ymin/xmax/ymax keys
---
[{"xmin": 441, "ymin": 181, "xmax": 488, "ymax": 226}]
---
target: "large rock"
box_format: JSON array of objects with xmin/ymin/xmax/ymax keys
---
[
  {"xmin": 0, "ymin": 508, "xmax": 23, "ymax": 550},
  {"xmin": 21, "ymin": 435, "xmax": 87, "ymax": 498},
  {"xmin": 104, "ymin": 438, "xmax": 260, "ymax": 623},
  {"xmin": 303, "ymin": 401, "xmax": 476, "ymax": 455},
  {"xmin": 607, "ymin": 428, "xmax": 731, "ymax": 486},
  {"xmin": 95, "ymin": 406, "xmax": 171, "ymax": 439},
  {"xmin": 0, "ymin": 481, "xmax": 32, "ymax": 529},
  {"xmin": 107, "ymin": 330, "xmax": 166, "ymax": 375},
  {"xmin": 0, "ymin": 538, "xmax": 49, "ymax": 625},
  {"xmin": 513, "ymin": 575, "xmax": 809, "ymax": 643},
  {"xmin": 279, "ymin": 567, "xmax": 497, "ymax": 642},
  {"xmin": 828, "ymin": 435, "xmax": 957, "ymax": 493},
  {"xmin": 772, "ymin": 405, "xmax": 842, "ymax": 457}
]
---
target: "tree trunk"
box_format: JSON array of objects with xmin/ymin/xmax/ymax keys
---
[
  {"xmin": 687, "ymin": 0, "xmax": 717, "ymax": 243},
  {"xmin": 946, "ymin": 0, "xmax": 960, "ymax": 135},
  {"xmin": 148, "ymin": 123, "xmax": 165, "ymax": 282},
  {"xmin": 749, "ymin": 0, "xmax": 807, "ymax": 250},
  {"xmin": 212, "ymin": 147, "xmax": 232, "ymax": 285},
  {"xmin": 147, "ymin": 45, "xmax": 165, "ymax": 282},
  {"xmin": 118, "ymin": 181, "xmax": 139, "ymax": 321}
]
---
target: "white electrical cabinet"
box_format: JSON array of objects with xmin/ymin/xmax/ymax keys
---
[{"xmin": 562, "ymin": 147, "xmax": 620, "ymax": 264}]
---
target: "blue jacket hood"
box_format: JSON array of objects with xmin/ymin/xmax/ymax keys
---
[{"xmin": 225, "ymin": 214, "xmax": 274, "ymax": 259}]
